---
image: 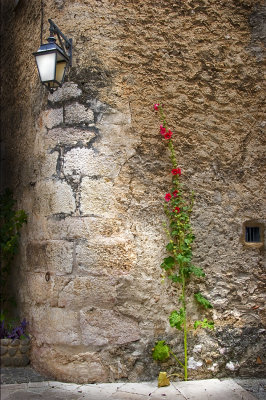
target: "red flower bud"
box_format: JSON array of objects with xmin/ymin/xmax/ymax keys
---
[
  {"xmin": 154, "ymin": 104, "xmax": 159, "ymax": 111},
  {"xmin": 172, "ymin": 190, "xmax": 179, "ymax": 197},
  {"xmin": 160, "ymin": 125, "xmax": 166, "ymax": 135},
  {"xmin": 173, "ymin": 207, "xmax": 180, "ymax": 213}
]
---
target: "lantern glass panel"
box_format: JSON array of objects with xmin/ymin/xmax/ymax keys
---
[
  {"xmin": 35, "ymin": 52, "xmax": 56, "ymax": 82},
  {"xmin": 56, "ymin": 60, "xmax": 67, "ymax": 83}
]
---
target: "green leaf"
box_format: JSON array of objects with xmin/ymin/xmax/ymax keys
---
[
  {"xmin": 176, "ymin": 254, "xmax": 191, "ymax": 265},
  {"xmin": 168, "ymin": 274, "xmax": 181, "ymax": 283},
  {"xmin": 189, "ymin": 265, "xmax": 205, "ymax": 277},
  {"xmin": 152, "ymin": 340, "xmax": 170, "ymax": 361},
  {"xmin": 169, "ymin": 308, "xmax": 185, "ymax": 330},
  {"xmin": 166, "ymin": 242, "xmax": 174, "ymax": 252},
  {"xmin": 160, "ymin": 256, "xmax": 175, "ymax": 271},
  {"xmin": 194, "ymin": 318, "xmax": 214, "ymax": 330},
  {"xmin": 171, "ymin": 230, "xmax": 179, "ymax": 237},
  {"xmin": 194, "ymin": 292, "xmax": 213, "ymax": 309}
]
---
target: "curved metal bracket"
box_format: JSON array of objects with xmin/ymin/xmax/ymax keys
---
[{"xmin": 48, "ymin": 19, "xmax": 72, "ymax": 66}]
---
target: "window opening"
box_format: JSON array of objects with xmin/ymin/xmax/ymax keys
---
[{"xmin": 245, "ymin": 227, "xmax": 261, "ymax": 243}]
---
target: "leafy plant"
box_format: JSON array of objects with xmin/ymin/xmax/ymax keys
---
[
  {"xmin": 152, "ymin": 104, "xmax": 214, "ymax": 381},
  {"xmin": 0, "ymin": 315, "xmax": 29, "ymax": 340},
  {"xmin": 0, "ymin": 188, "xmax": 27, "ymax": 313}
]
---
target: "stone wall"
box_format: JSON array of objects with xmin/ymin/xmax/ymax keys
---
[
  {"xmin": 1, "ymin": 0, "xmax": 265, "ymax": 383},
  {"xmin": 1, "ymin": 338, "xmax": 30, "ymax": 367}
]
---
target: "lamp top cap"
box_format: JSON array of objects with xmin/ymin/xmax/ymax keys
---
[{"xmin": 33, "ymin": 40, "xmax": 69, "ymax": 60}]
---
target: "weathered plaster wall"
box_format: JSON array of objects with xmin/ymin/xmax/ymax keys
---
[{"xmin": 1, "ymin": 0, "xmax": 265, "ymax": 383}]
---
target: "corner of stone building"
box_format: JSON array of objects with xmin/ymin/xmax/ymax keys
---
[{"xmin": 1, "ymin": 0, "xmax": 265, "ymax": 383}]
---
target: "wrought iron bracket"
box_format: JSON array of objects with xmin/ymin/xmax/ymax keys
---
[{"xmin": 48, "ymin": 19, "xmax": 72, "ymax": 66}]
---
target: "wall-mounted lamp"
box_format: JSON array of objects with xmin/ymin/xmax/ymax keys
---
[{"xmin": 33, "ymin": 19, "xmax": 72, "ymax": 93}]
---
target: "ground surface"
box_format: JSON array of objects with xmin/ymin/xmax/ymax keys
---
[{"xmin": 1, "ymin": 367, "xmax": 265, "ymax": 400}]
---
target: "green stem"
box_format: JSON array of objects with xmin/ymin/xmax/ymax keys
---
[
  {"xmin": 169, "ymin": 351, "xmax": 185, "ymax": 369},
  {"xmin": 182, "ymin": 270, "xmax": 188, "ymax": 381}
]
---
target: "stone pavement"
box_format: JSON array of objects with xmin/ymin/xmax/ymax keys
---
[{"xmin": 2, "ymin": 377, "xmax": 266, "ymax": 400}]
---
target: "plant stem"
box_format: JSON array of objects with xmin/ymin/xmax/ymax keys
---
[
  {"xmin": 182, "ymin": 271, "xmax": 188, "ymax": 381},
  {"xmin": 169, "ymin": 351, "xmax": 185, "ymax": 369}
]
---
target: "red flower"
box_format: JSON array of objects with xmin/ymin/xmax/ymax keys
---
[
  {"xmin": 164, "ymin": 130, "xmax": 173, "ymax": 140},
  {"xmin": 165, "ymin": 193, "xmax": 172, "ymax": 202},
  {"xmin": 154, "ymin": 104, "xmax": 159, "ymax": 111},
  {"xmin": 160, "ymin": 125, "xmax": 166, "ymax": 135},
  {"xmin": 173, "ymin": 207, "xmax": 180, "ymax": 213},
  {"xmin": 172, "ymin": 190, "xmax": 178, "ymax": 197},
  {"xmin": 171, "ymin": 168, "xmax": 181, "ymax": 176}
]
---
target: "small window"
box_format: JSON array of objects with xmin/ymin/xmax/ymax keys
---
[
  {"xmin": 245, "ymin": 227, "xmax": 260, "ymax": 243},
  {"xmin": 243, "ymin": 221, "xmax": 264, "ymax": 248}
]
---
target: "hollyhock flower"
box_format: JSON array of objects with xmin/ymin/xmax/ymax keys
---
[
  {"xmin": 171, "ymin": 168, "xmax": 181, "ymax": 176},
  {"xmin": 154, "ymin": 104, "xmax": 159, "ymax": 111},
  {"xmin": 173, "ymin": 206, "xmax": 180, "ymax": 213},
  {"xmin": 165, "ymin": 193, "xmax": 172, "ymax": 202},
  {"xmin": 164, "ymin": 130, "xmax": 173, "ymax": 140},
  {"xmin": 160, "ymin": 125, "xmax": 166, "ymax": 135},
  {"xmin": 172, "ymin": 190, "xmax": 178, "ymax": 197}
]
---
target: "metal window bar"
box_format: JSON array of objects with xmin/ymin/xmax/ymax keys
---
[{"xmin": 245, "ymin": 227, "xmax": 260, "ymax": 243}]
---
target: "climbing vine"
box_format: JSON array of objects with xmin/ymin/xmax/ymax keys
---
[{"xmin": 0, "ymin": 188, "xmax": 27, "ymax": 314}]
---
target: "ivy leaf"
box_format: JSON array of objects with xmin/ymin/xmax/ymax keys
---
[
  {"xmin": 194, "ymin": 292, "xmax": 213, "ymax": 309},
  {"xmin": 169, "ymin": 308, "xmax": 185, "ymax": 330},
  {"xmin": 160, "ymin": 256, "xmax": 175, "ymax": 270},
  {"xmin": 168, "ymin": 274, "xmax": 181, "ymax": 283},
  {"xmin": 166, "ymin": 242, "xmax": 174, "ymax": 252},
  {"xmin": 152, "ymin": 340, "xmax": 170, "ymax": 361},
  {"xmin": 194, "ymin": 318, "xmax": 214, "ymax": 330}
]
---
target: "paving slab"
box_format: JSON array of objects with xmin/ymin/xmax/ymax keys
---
[
  {"xmin": 172, "ymin": 378, "xmax": 257, "ymax": 400},
  {"xmin": 149, "ymin": 384, "xmax": 186, "ymax": 400},
  {"xmin": 233, "ymin": 378, "xmax": 266, "ymax": 400},
  {"xmin": 0, "ymin": 378, "xmax": 262, "ymax": 400},
  {"xmin": 117, "ymin": 381, "xmax": 158, "ymax": 396}
]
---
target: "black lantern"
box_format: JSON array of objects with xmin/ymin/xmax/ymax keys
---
[{"xmin": 33, "ymin": 19, "xmax": 72, "ymax": 93}]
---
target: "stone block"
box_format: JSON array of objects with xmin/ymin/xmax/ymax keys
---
[
  {"xmin": 8, "ymin": 348, "xmax": 17, "ymax": 356},
  {"xmin": 31, "ymin": 346, "xmax": 108, "ymax": 383},
  {"xmin": 20, "ymin": 345, "xmax": 30, "ymax": 354},
  {"xmin": 1, "ymin": 339, "xmax": 10, "ymax": 346},
  {"xmin": 1, "ymin": 356, "xmax": 12, "ymax": 366},
  {"xmin": 43, "ymin": 127, "xmax": 96, "ymax": 150},
  {"xmin": 65, "ymin": 103, "xmax": 94, "ymax": 125},
  {"xmin": 99, "ymin": 108, "xmax": 131, "ymax": 126},
  {"xmin": 40, "ymin": 108, "xmax": 63, "ymax": 129},
  {"xmin": 63, "ymin": 148, "xmax": 120, "ymax": 181},
  {"xmin": 1, "ymin": 346, "xmax": 7, "ymax": 355},
  {"xmin": 80, "ymin": 177, "xmax": 116, "ymax": 217},
  {"xmin": 12, "ymin": 355, "xmax": 30, "ymax": 367},
  {"xmin": 48, "ymin": 82, "xmax": 82, "ymax": 102},
  {"xmin": 33, "ymin": 180, "xmax": 76, "ymax": 216},
  {"xmin": 32, "ymin": 307, "xmax": 81, "ymax": 345},
  {"xmin": 28, "ymin": 215, "xmax": 130, "ymax": 241},
  {"xmin": 76, "ymin": 237, "xmax": 137, "ymax": 275},
  {"xmin": 39, "ymin": 152, "xmax": 58, "ymax": 179},
  {"xmin": 58, "ymin": 276, "xmax": 117, "ymax": 309},
  {"xmin": 80, "ymin": 309, "xmax": 140, "ymax": 346},
  {"xmin": 26, "ymin": 240, "xmax": 74, "ymax": 275},
  {"xmin": 10, "ymin": 339, "xmax": 20, "ymax": 346}
]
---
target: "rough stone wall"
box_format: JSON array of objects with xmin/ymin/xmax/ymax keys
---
[{"xmin": 1, "ymin": 0, "xmax": 265, "ymax": 383}]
